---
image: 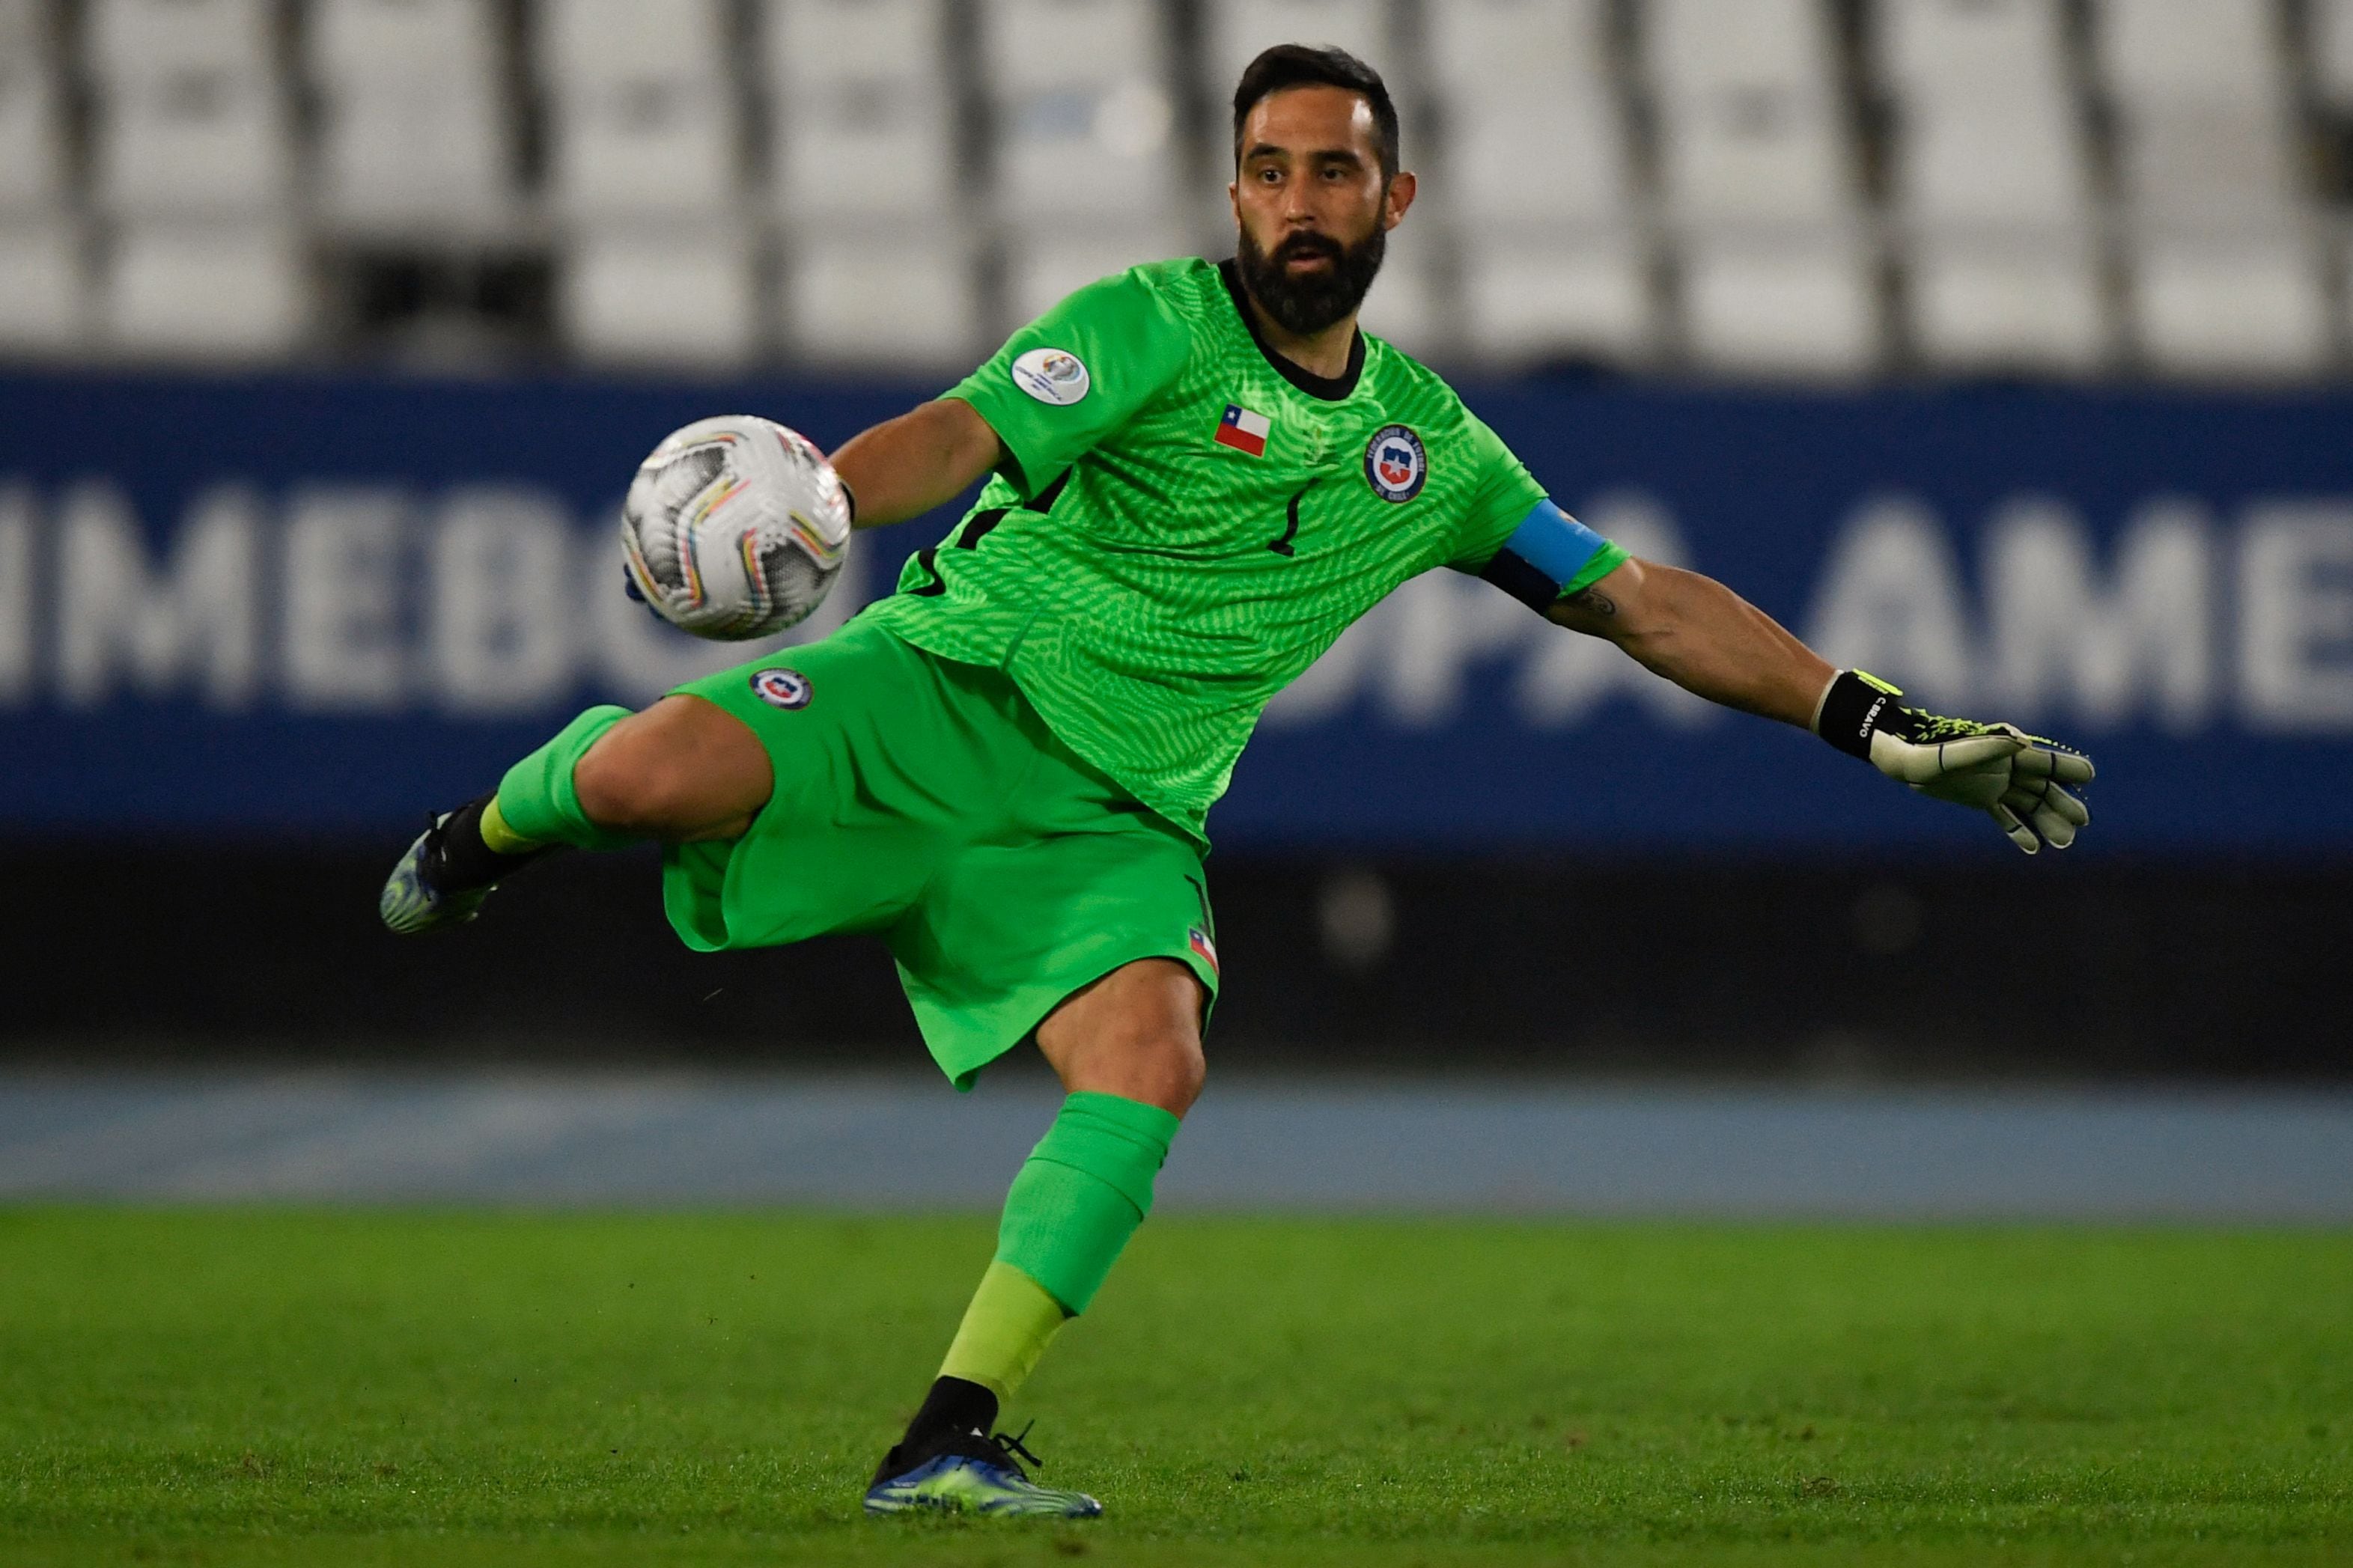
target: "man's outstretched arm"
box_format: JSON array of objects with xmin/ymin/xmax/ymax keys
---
[
  {"xmin": 1547, "ymin": 558, "xmax": 2095, "ymax": 853},
  {"xmin": 827, "ymin": 399, "xmax": 1005, "ymax": 530},
  {"xmin": 1545, "ymin": 557, "xmax": 1833, "ymax": 727}
]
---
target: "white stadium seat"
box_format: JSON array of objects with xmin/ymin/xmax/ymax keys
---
[
  {"xmin": 761, "ymin": 0, "xmax": 949, "ymax": 97},
  {"xmin": 0, "ymin": 218, "xmax": 88, "ymax": 353},
  {"xmin": 0, "ymin": 56, "xmax": 66, "ymax": 214},
  {"xmin": 981, "ymin": 0, "xmax": 1175, "ymax": 222},
  {"xmin": 310, "ymin": 0, "xmax": 499, "ymax": 91},
  {"xmin": 548, "ymin": 83, "xmax": 740, "ymax": 222},
  {"xmin": 1656, "ymin": 88, "xmax": 1855, "ymax": 228},
  {"xmin": 1681, "ymin": 234, "xmax": 1881, "ymax": 377},
  {"xmin": 2313, "ymin": 0, "xmax": 2353, "ymax": 111},
  {"xmin": 784, "ymin": 233, "xmax": 981, "ymax": 369},
  {"xmin": 2095, "ymin": 0, "xmax": 2283, "ymax": 107},
  {"xmin": 1891, "ymin": 97, "xmax": 2090, "ymax": 229},
  {"xmin": 1646, "ymin": 0, "xmax": 1839, "ymax": 98},
  {"xmin": 2128, "ymin": 236, "xmax": 2330, "ymax": 379},
  {"xmin": 773, "ymin": 84, "xmax": 956, "ymax": 225},
  {"xmin": 994, "ymin": 82, "xmax": 1179, "ymax": 222},
  {"xmin": 1461, "ymin": 231, "xmax": 1655, "ymax": 368},
  {"xmin": 1875, "ymin": 0, "xmax": 2069, "ymax": 100},
  {"xmin": 103, "ymin": 224, "xmax": 308, "ymax": 360},
  {"xmin": 94, "ymin": 73, "xmax": 293, "ymax": 219},
  {"xmin": 561, "ymin": 229, "xmax": 760, "ymax": 368},
  {"xmin": 1004, "ymin": 227, "xmax": 1190, "ymax": 329},
  {"xmin": 1202, "ymin": 0, "xmax": 1398, "ymax": 95},
  {"xmin": 2113, "ymin": 103, "xmax": 2300, "ymax": 227},
  {"xmin": 316, "ymin": 89, "xmax": 515, "ymax": 236},
  {"xmin": 983, "ymin": 0, "xmax": 1165, "ymax": 96},
  {"xmin": 1428, "ymin": 0, "xmax": 1609, "ymax": 91},
  {"xmin": 1905, "ymin": 234, "xmax": 2110, "ymax": 374},
  {"xmin": 539, "ymin": 0, "xmax": 728, "ymax": 91},
  {"xmin": 1354, "ymin": 217, "xmax": 1448, "ymax": 362},
  {"xmin": 1442, "ymin": 88, "xmax": 1633, "ymax": 231},
  {"xmin": 85, "ymin": 0, "xmax": 273, "ymax": 86}
]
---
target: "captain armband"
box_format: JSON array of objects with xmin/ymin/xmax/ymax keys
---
[{"xmin": 1478, "ymin": 500, "xmax": 1612, "ymax": 613}]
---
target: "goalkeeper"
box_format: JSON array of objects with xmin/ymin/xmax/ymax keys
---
[{"xmin": 380, "ymin": 46, "xmax": 2092, "ymax": 1519}]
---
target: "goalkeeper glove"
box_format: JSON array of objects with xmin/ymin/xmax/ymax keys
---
[{"xmin": 1814, "ymin": 670, "xmax": 2094, "ymax": 855}]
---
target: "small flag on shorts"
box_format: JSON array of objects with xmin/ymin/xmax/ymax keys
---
[
  {"xmin": 1189, "ymin": 926, "xmax": 1220, "ymax": 974},
  {"xmin": 1214, "ymin": 403, "xmax": 1271, "ymax": 457}
]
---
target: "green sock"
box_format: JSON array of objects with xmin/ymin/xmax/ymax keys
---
[
  {"xmin": 493, "ymin": 705, "xmax": 639, "ymax": 852},
  {"xmin": 993, "ymin": 1091, "xmax": 1181, "ymax": 1317}
]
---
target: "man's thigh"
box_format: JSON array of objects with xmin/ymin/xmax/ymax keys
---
[
  {"xmin": 892, "ymin": 823, "xmax": 1220, "ymax": 1090},
  {"xmin": 657, "ymin": 619, "xmax": 972, "ymax": 952}
]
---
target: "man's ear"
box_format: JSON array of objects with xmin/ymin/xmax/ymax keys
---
[{"xmin": 1381, "ymin": 171, "xmax": 1417, "ymax": 231}]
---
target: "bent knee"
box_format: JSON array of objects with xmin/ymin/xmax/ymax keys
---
[
  {"xmin": 1099, "ymin": 1019, "xmax": 1206, "ymax": 1117},
  {"xmin": 572, "ymin": 699, "xmax": 770, "ymax": 838}
]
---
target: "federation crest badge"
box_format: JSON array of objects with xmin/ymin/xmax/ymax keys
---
[
  {"xmin": 1011, "ymin": 347, "xmax": 1091, "ymax": 406},
  {"xmin": 1363, "ymin": 424, "xmax": 1427, "ymax": 503},
  {"xmin": 750, "ymin": 668, "xmax": 813, "ymax": 710}
]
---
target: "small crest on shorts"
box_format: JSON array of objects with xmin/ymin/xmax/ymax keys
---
[
  {"xmin": 1363, "ymin": 424, "xmax": 1427, "ymax": 503},
  {"xmin": 750, "ymin": 668, "xmax": 812, "ymax": 710},
  {"xmin": 1188, "ymin": 926, "xmax": 1220, "ymax": 974}
]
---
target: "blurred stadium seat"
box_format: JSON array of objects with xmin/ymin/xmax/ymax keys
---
[
  {"xmin": 1875, "ymin": 0, "xmax": 2106, "ymax": 372},
  {"xmin": 0, "ymin": 0, "xmax": 2340, "ymax": 380},
  {"xmin": 308, "ymin": 0, "xmax": 516, "ymax": 237},
  {"xmin": 0, "ymin": 217, "xmax": 87, "ymax": 353},
  {"xmin": 85, "ymin": 0, "xmax": 276, "ymax": 85},
  {"xmin": 100, "ymin": 224, "xmax": 308, "ymax": 359},
  {"xmin": 764, "ymin": 0, "xmax": 956, "ymax": 226},
  {"xmin": 1202, "ymin": 0, "xmax": 1398, "ymax": 100},
  {"xmin": 784, "ymin": 231, "xmax": 981, "ymax": 367},
  {"xmin": 2094, "ymin": 0, "xmax": 2328, "ymax": 376},
  {"xmin": 561, "ymin": 228, "xmax": 760, "ymax": 367},
  {"xmin": 984, "ymin": 0, "xmax": 1178, "ymax": 223}
]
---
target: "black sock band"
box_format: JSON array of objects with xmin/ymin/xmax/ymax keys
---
[
  {"xmin": 429, "ymin": 795, "xmax": 544, "ymax": 893},
  {"xmin": 901, "ymin": 1376, "xmax": 998, "ymax": 1449},
  {"xmin": 1814, "ymin": 671, "xmax": 1898, "ymax": 762}
]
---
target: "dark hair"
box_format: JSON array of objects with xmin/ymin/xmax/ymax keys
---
[{"xmin": 1232, "ymin": 44, "xmax": 1400, "ymax": 183}]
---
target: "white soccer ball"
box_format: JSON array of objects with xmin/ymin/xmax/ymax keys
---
[{"xmin": 619, "ymin": 415, "xmax": 853, "ymax": 641}]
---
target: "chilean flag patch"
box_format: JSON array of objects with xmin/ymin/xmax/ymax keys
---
[
  {"xmin": 1214, "ymin": 403, "xmax": 1271, "ymax": 457},
  {"xmin": 1188, "ymin": 926, "xmax": 1220, "ymax": 974}
]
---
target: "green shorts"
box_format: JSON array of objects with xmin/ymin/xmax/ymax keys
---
[{"xmin": 661, "ymin": 615, "xmax": 1219, "ymax": 1089}]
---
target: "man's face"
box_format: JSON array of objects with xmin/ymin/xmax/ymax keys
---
[{"xmin": 1229, "ymin": 85, "xmax": 1414, "ymax": 337}]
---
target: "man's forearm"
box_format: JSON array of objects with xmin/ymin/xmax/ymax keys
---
[
  {"xmin": 1553, "ymin": 561, "xmax": 1833, "ymax": 727},
  {"xmin": 827, "ymin": 398, "xmax": 1003, "ymax": 530}
]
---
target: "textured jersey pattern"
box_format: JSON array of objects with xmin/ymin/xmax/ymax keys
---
[{"xmin": 860, "ymin": 257, "xmax": 1589, "ymax": 841}]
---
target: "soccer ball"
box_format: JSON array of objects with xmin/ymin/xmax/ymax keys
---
[{"xmin": 619, "ymin": 415, "xmax": 853, "ymax": 641}]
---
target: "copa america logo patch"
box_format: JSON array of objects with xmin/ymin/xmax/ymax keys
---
[
  {"xmin": 1011, "ymin": 347, "xmax": 1091, "ymax": 406},
  {"xmin": 749, "ymin": 668, "xmax": 812, "ymax": 710},
  {"xmin": 1363, "ymin": 424, "xmax": 1427, "ymax": 503}
]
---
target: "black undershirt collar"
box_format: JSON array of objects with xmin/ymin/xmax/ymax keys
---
[{"xmin": 1217, "ymin": 257, "xmax": 1366, "ymax": 403}]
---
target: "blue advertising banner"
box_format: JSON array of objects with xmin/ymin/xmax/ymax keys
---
[{"xmin": 2, "ymin": 370, "xmax": 2349, "ymax": 852}]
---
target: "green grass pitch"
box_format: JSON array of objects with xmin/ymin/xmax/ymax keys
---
[{"xmin": 1, "ymin": 1212, "xmax": 2346, "ymax": 1566}]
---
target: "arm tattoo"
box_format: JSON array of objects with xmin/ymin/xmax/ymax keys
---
[{"xmin": 1562, "ymin": 586, "xmax": 1617, "ymax": 617}]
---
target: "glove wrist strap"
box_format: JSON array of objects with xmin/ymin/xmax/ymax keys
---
[{"xmin": 1814, "ymin": 669, "xmax": 1902, "ymax": 762}]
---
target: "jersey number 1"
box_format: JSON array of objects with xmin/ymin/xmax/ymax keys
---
[{"xmin": 1269, "ymin": 485, "xmax": 1311, "ymax": 557}]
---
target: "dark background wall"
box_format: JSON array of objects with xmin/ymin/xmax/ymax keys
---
[{"xmin": 8, "ymin": 841, "xmax": 2343, "ymax": 1080}]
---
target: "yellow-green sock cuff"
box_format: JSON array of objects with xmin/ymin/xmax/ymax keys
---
[
  {"xmin": 937, "ymin": 1260, "xmax": 1070, "ymax": 1404},
  {"xmin": 477, "ymin": 797, "xmax": 541, "ymax": 855}
]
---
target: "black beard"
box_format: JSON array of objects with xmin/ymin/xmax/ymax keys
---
[{"xmin": 1235, "ymin": 222, "xmax": 1386, "ymax": 338}]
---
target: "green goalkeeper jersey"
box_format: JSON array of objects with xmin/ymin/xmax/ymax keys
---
[{"xmin": 859, "ymin": 256, "xmax": 1625, "ymax": 842}]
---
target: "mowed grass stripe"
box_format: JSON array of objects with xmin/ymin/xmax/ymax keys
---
[{"xmin": 1, "ymin": 1212, "xmax": 2346, "ymax": 1565}]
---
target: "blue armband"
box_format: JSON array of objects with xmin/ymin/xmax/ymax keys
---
[{"xmin": 1479, "ymin": 500, "xmax": 1610, "ymax": 612}]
